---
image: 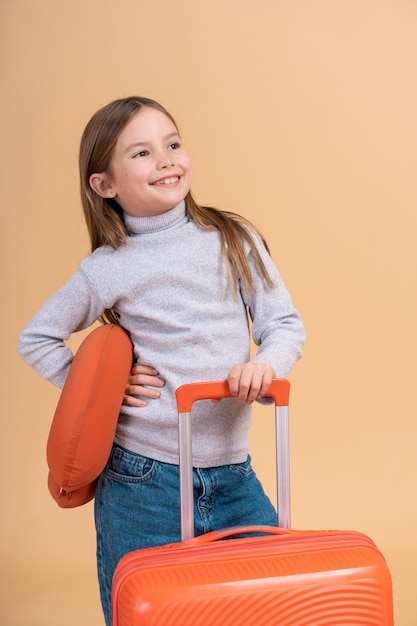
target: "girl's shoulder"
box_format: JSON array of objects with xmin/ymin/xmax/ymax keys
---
[
  {"xmin": 82, "ymin": 240, "xmax": 130, "ymax": 262},
  {"xmin": 78, "ymin": 241, "xmax": 133, "ymax": 282}
]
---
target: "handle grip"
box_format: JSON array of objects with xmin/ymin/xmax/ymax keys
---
[
  {"xmin": 181, "ymin": 525, "xmax": 295, "ymax": 546},
  {"xmin": 175, "ymin": 379, "xmax": 290, "ymax": 412}
]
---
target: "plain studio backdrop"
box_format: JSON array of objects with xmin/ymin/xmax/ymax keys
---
[{"xmin": 2, "ymin": 1, "xmax": 416, "ymax": 624}]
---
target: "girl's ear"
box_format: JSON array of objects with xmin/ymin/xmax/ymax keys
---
[{"xmin": 89, "ymin": 173, "xmax": 116, "ymax": 198}]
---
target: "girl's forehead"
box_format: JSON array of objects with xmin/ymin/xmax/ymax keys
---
[
  {"xmin": 120, "ymin": 107, "xmax": 178, "ymax": 141},
  {"xmin": 112, "ymin": 108, "xmax": 181, "ymax": 160}
]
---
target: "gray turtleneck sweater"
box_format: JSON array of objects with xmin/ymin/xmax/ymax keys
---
[{"xmin": 18, "ymin": 201, "xmax": 305, "ymax": 467}]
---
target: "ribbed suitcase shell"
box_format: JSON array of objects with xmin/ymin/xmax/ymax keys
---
[
  {"xmin": 112, "ymin": 527, "xmax": 393, "ymax": 625},
  {"xmin": 111, "ymin": 381, "xmax": 394, "ymax": 625}
]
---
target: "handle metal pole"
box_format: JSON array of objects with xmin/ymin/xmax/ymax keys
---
[
  {"xmin": 179, "ymin": 410, "xmax": 194, "ymax": 541},
  {"xmin": 275, "ymin": 405, "xmax": 291, "ymax": 529}
]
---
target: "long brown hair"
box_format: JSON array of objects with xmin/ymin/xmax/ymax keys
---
[{"xmin": 79, "ymin": 96, "xmax": 274, "ymax": 323}]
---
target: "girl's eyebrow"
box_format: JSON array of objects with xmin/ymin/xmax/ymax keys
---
[{"xmin": 125, "ymin": 132, "xmax": 181, "ymax": 154}]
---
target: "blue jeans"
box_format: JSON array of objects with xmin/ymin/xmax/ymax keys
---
[{"xmin": 94, "ymin": 444, "xmax": 278, "ymax": 626}]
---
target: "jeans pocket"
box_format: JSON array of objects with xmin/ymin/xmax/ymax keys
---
[
  {"xmin": 106, "ymin": 445, "xmax": 157, "ymax": 483},
  {"xmin": 227, "ymin": 454, "xmax": 253, "ymax": 478}
]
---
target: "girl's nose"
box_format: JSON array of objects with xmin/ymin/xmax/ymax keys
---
[{"xmin": 157, "ymin": 153, "xmax": 175, "ymax": 169}]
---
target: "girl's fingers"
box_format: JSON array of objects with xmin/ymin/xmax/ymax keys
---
[
  {"xmin": 124, "ymin": 364, "xmax": 165, "ymax": 407},
  {"xmin": 228, "ymin": 363, "xmax": 275, "ymax": 404}
]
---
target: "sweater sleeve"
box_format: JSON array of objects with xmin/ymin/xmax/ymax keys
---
[
  {"xmin": 17, "ymin": 270, "xmax": 106, "ymax": 389},
  {"xmin": 241, "ymin": 233, "xmax": 306, "ymax": 378}
]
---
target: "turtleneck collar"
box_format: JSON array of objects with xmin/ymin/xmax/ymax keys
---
[{"xmin": 123, "ymin": 200, "xmax": 187, "ymax": 235}]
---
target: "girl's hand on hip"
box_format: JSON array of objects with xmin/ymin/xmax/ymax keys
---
[
  {"xmin": 227, "ymin": 362, "xmax": 275, "ymax": 404},
  {"xmin": 123, "ymin": 364, "xmax": 165, "ymax": 407}
]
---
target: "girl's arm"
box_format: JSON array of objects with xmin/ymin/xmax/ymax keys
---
[
  {"xmin": 229, "ymin": 230, "xmax": 305, "ymax": 403},
  {"xmin": 18, "ymin": 272, "xmax": 106, "ymax": 388},
  {"xmin": 19, "ymin": 271, "xmax": 166, "ymax": 404}
]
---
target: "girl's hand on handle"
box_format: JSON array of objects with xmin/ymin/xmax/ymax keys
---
[
  {"xmin": 227, "ymin": 362, "xmax": 275, "ymax": 404},
  {"xmin": 123, "ymin": 365, "xmax": 165, "ymax": 407}
]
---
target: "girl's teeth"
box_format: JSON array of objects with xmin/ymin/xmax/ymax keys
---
[{"xmin": 158, "ymin": 177, "xmax": 177, "ymax": 184}]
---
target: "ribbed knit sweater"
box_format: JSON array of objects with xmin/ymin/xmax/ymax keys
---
[{"xmin": 18, "ymin": 201, "xmax": 305, "ymax": 467}]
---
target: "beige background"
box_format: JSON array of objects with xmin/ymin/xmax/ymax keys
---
[{"xmin": 2, "ymin": 1, "xmax": 416, "ymax": 624}]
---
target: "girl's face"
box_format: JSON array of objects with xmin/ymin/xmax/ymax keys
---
[{"xmin": 92, "ymin": 107, "xmax": 192, "ymax": 218}]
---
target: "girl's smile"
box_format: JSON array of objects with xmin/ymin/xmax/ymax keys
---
[
  {"xmin": 151, "ymin": 175, "xmax": 181, "ymax": 186},
  {"xmin": 90, "ymin": 107, "xmax": 192, "ymax": 218}
]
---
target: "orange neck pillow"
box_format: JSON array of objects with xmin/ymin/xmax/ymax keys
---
[{"xmin": 46, "ymin": 324, "xmax": 133, "ymax": 507}]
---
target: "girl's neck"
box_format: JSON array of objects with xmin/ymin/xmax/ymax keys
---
[{"xmin": 123, "ymin": 200, "xmax": 186, "ymax": 234}]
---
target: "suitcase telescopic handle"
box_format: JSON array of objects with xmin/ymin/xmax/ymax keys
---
[
  {"xmin": 175, "ymin": 379, "xmax": 290, "ymax": 412},
  {"xmin": 175, "ymin": 379, "xmax": 291, "ymax": 541}
]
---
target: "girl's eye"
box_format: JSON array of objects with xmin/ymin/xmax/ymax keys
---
[
  {"xmin": 133, "ymin": 150, "xmax": 149, "ymax": 158},
  {"xmin": 168, "ymin": 142, "xmax": 181, "ymax": 150}
]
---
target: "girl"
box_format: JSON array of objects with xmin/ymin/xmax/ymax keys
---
[{"xmin": 18, "ymin": 96, "xmax": 305, "ymax": 625}]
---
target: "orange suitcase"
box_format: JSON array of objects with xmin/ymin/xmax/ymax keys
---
[{"xmin": 111, "ymin": 380, "xmax": 394, "ymax": 625}]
